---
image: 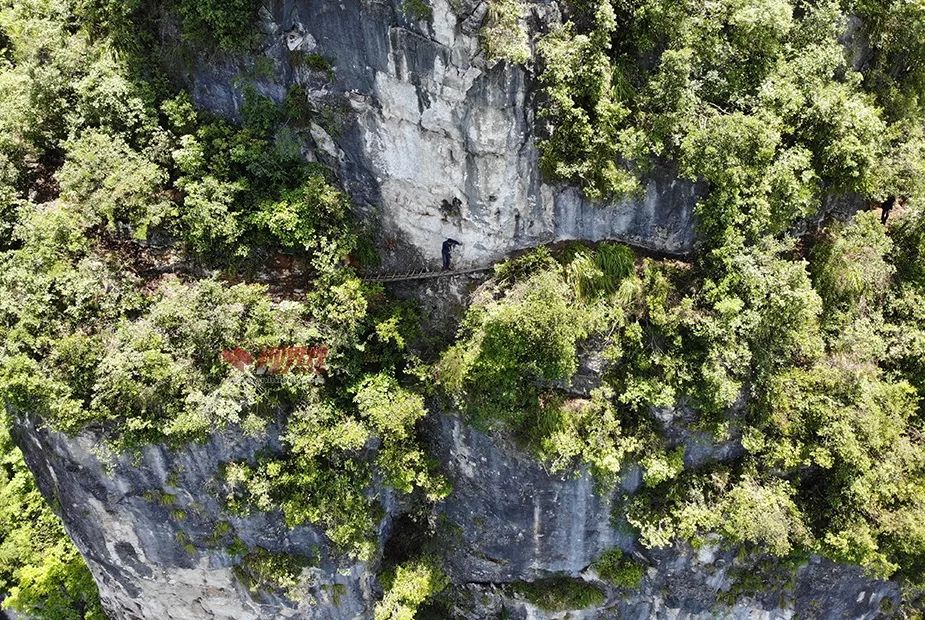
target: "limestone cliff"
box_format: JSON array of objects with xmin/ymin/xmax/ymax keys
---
[
  {"xmin": 13, "ymin": 414, "xmax": 381, "ymax": 620},
  {"xmin": 179, "ymin": 0, "xmax": 699, "ymax": 270},
  {"xmin": 429, "ymin": 414, "xmax": 900, "ymax": 619},
  {"xmin": 11, "ymin": 1, "xmax": 903, "ymax": 619},
  {"xmin": 14, "ymin": 408, "xmax": 900, "ymax": 619}
]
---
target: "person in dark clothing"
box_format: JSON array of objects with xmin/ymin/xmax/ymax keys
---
[
  {"xmin": 881, "ymin": 195, "xmax": 896, "ymax": 225},
  {"xmin": 442, "ymin": 238, "xmax": 462, "ymax": 270}
]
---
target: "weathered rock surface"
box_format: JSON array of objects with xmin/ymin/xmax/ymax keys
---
[
  {"xmin": 428, "ymin": 413, "xmax": 901, "ymax": 620},
  {"xmin": 443, "ymin": 551, "xmax": 899, "ymax": 620},
  {"xmin": 13, "ymin": 407, "xmax": 900, "ymax": 620},
  {"xmin": 13, "ymin": 415, "xmax": 382, "ymax": 620},
  {"xmin": 178, "ymin": 0, "xmax": 699, "ymax": 271},
  {"xmin": 10, "ymin": 2, "xmax": 904, "ymax": 619}
]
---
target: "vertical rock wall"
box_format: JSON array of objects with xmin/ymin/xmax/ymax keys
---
[
  {"xmin": 11, "ymin": 407, "xmax": 901, "ymax": 619},
  {"xmin": 180, "ymin": 0, "xmax": 699, "ymax": 271},
  {"xmin": 427, "ymin": 413, "xmax": 901, "ymax": 620},
  {"xmin": 13, "ymin": 415, "xmax": 382, "ymax": 620}
]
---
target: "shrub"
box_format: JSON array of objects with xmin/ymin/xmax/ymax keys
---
[
  {"xmin": 512, "ymin": 577, "xmax": 605, "ymax": 612},
  {"xmin": 400, "ymin": 0, "xmax": 432, "ymax": 22},
  {"xmin": 233, "ymin": 547, "xmax": 313, "ymax": 599},
  {"xmin": 592, "ymin": 548, "xmax": 646, "ymax": 589},
  {"xmin": 439, "ymin": 267, "xmax": 587, "ymax": 430},
  {"xmin": 374, "ymin": 557, "xmax": 449, "ymax": 620},
  {"xmin": 481, "ymin": 0, "xmax": 530, "ymax": 64},
  {"xmin": 173, "ymin": 0, "xmax": 260, "ymax": 51},
  {"xmin": 0, "ymin": 422, "xmax": 105, "ymax": 620},
  {"xmin": 302, "ymin": 53, "xmax": 335, "ymax": 80},
  {"xmin": 812, "ymin": 210, "xmax": 894, "ymax": 317}
]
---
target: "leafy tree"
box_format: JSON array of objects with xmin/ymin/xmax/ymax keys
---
[
  {"xmin": 812, "ymin": 210, "xmax": 894, "ymax": 318},
  {"xmin": 536, "ymin": 0, "xmax": 641, "ymax": 200},
  {"xmin": 374, "ymin": 557, "xmax": 448, "ymax": 620},
  {"xmin": 849, "ymin": 0, "xmax": 925, "ymax": 119},
  {"xmin": 172, "ymin": 0, "xmax": 261, "ymax": 51},
  {"xmin": 439, "ymin": 264, "xmax": 589, "ymax": 429},
  {"xmin": 179, "ymin": 176, "xmax": 246, "ymax": 255},
  {"xmin": 251, "ymin": 171, "xmax": 353, "ymax": 255},
  {"xmin": 713, "ymin": 476, "xmax": 810, "ymax": 557},
  {"xmin": 533, "ymin": 388, "xmax": 643, "ymax": 484},
  {"xmin": 57, "ymin": 130, "xmax": 173, "ymax": 238}
]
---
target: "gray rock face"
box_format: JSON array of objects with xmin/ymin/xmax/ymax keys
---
[
  {"xmin": 179, "ymin": 0, "xmax": 699, "ymax": 271},
  {"xmin": 13, "ymin": 415, "xmax": 382, "ymax": 620},
  {"xmin": 10, "ymin": 3, "xmax": 903, "ymax": 619},
  {"xmin": 428, "ymin": 413, "xmax": 901, "ymax": 620},
  {"xmin": 13, "ymin": 407, "xmax": 900, "ymax": 620},
  {"xmin": 429, "ymin": 414, "xmax": 631, "ymax": 582}
]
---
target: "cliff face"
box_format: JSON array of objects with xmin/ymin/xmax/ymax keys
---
[
  {"xmin": 429, "ymin": 414, "xmax": 900, "ymax": 619},
  {"xmin": 14, "ymin": 409, "xmax": 900, "ymax": 620},
  {"xmin": 13, "ymin": 415, "xmax": 381, "ymax": 620},
  {"xmin": 181, "ymin": 0, "xmax": 699, "ymax": 270},
  {"xmin": 11, "ymin": 2, "xmax": 901, "ymax": 619}
]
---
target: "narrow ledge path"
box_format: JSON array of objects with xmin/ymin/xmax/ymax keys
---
[
  {"xmin": 362, "ymin": 238, "xmax": 694, "ymax": 283},
  {"xmin": 363, "ymin": 266, "xmax": 493, "ymax": 283}
]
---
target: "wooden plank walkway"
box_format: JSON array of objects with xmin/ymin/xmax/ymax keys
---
[
  {"xmin": 364, "ymin": 266, "xmax": 493, "ymax": 283},
  {"xmin": 362, "ymin": 238, "xmax": 694, "ymax": 284}
]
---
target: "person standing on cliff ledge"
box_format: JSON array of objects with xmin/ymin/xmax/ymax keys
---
[
  {"xmin": 442, "ymin": 238, "xmax": 462, "ymax": 271},
  {"xmin": 881, "ymin": 195, "xmax": 897, "ymax": 225}
]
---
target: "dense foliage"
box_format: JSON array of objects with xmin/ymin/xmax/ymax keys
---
[
  {"xmin": 374, "ymin": 557, "xmax": 449, "ymax": 620},
  {"xmin": 481, "ymin": 0, "xmax": 531, "ymax": 64},
  {"xmin": 0, "ymin": 0, "xmax": 445, "ymax": 615},
  {"xmin": 0, "ymin": 421, "xmax": 104, "ymax": 619},
  {"xmin": 455, "ymin": 0, "xmax": 925, "ymax": 607},
  {"xmin": 510, "ymin": 577, "xmax": 606, "ymax": 612},
  {"xmin": 530, "ymin": 0, "xmax": 925, "ymax": 230},
  {"xmin": 442, "ymin": 214, "xmax": 925, "ymax": 598},
  {"xmin": 591, "ymin": 548, "xmax": 646, "ymax": 589},
  {"xmin": 3, "ymin": 0, "xmax": 925, "ymax": 615}
]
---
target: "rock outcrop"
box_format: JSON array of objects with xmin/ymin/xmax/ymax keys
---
[
  {"xmin": 13, "ymin": 415, "xmax": 382, "ymax": 620},
  {"xmin": 428, "ymin": 413, "xmax": 900, "ymax": 620},
  {"xmin": 13, "ymin": 409, "xmax": 900, "ymax": 619},
  {"xmin": 179, "ymin": 0, "xmax": 699, "ymax": 271}
]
